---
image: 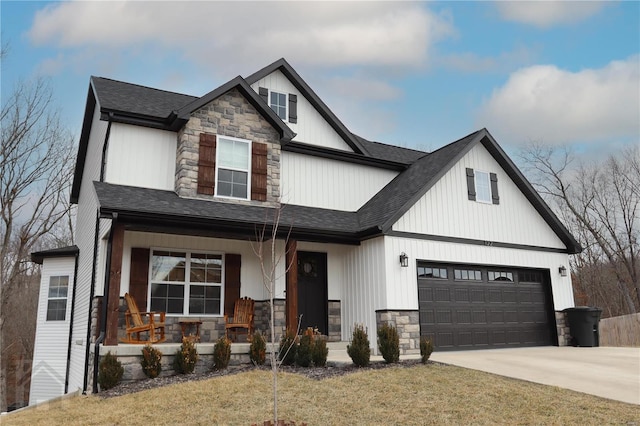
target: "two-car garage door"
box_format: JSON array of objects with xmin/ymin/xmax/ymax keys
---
[{"xmin": 417, "ymin": 262, "xmax": 555, "ymax": 351}]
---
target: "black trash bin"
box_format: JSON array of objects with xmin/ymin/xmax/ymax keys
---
[{"xmin": 563, "ymin": 307, "xmax": 602, "ymax": 347}]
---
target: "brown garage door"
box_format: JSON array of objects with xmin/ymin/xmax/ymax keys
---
[{"xmin": 417, "ymin": 263, "xmax": 555, "ymax": 350}]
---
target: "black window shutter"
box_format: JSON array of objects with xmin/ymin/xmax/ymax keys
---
[
  {"xmin": 224, "ymin": 254, "xmax": 241, "ymax": 317},
  {"xmin": 490, "ymin": 173, "xmax": 500, "ymax": 205},
  {"xmin": 259, "ymin": 87, "xmax": 268, "ymax": 104},
  {"xmin": 466, "ymin": 168, "xmax": 476, "ymax": 201},
  {"xmin": 288, "ymin": 94, "xmax": 297, "ymax": 123}
]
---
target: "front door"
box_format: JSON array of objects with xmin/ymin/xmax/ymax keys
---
[{"xmin": 297, "ymin": 251, "xmax": 328, "ymax": 335}]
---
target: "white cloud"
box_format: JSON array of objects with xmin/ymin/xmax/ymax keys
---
[
  {"xmin": 495, "ymin": 1, "xmax": 607, "ymax": 28},
  {"xmin": 476, "ymin": 56, "xmax": 640, "ymax": 146},
  {"xmin": 27, "ymin": 1, "xmax": 454, "ymax": 72},
  {"xmin": 323, "ymin": 76, "xmax": 402, "ymax": 101},
  {"xmin": 437, "ymin": 45, "xmax": 538, "ymax": 73}
]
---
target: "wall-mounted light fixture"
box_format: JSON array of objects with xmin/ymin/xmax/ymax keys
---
[
  {"xmin": 399, "ymin": 252, "xmax": 409, "ymax": 267},
  {"xmin": 559, "ymin": 265, "xmax": 567, "ymax": 277}
]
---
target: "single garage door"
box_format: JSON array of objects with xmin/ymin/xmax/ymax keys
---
[{"xmin": 417, "ymin": 263, "xmax": 555, "ymax": 350}]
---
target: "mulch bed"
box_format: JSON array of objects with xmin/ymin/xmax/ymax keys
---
[{"xmin": 99, "ymin": 359, "xmax": 425, "ymax": 399}]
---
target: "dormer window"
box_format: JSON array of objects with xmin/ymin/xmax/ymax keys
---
[{"xmin": 270, "ymin": 91, "xmax": 287, "ymax": 121}]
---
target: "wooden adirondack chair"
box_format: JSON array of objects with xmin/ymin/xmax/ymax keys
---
[
  {"xmin": 121, "ymin": 293, "xmax": 166, "ymax": 344},
  {"xmin": 225, "ymin": 297, "xmax": 255, "ymax": 342}
]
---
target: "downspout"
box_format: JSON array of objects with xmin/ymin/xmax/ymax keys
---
[
  {"xmin": 64, "ymin": 251, "xmax": 80, "ymax": 393},
  {"xmin": 92, "ymin": 212, "xmax": 118, "ymax": 393},
  {"xmin": 82, "ymin": 114, "xmax": 113, "ymax": 394}
]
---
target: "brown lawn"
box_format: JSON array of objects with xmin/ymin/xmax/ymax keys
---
[{"xmin": 4, "ymin": 364, "xmax": 639, "ymax": 425}]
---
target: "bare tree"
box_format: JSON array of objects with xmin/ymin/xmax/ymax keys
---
[
  {"xmin": 0, "ymin": 71, "xmax": 76, "ymax": 411},
  {"xmin": 251, "ymin": 205, "xmax": 298, "ymax": 424},
  {"xmin": 520, "ymin": 144, "xmax": 640, "ymax": 316}
]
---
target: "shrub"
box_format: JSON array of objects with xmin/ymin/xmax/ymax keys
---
[
  {"xmin": 250, "ymin": 332, "xmax": 267, "ymax": 366},
  {"xmin": 98, "ymin": 351, "xmax": 123, "ymax": 390},
  {"xmin": 278, "ymin": 330, "xmax": 298, "ymax": 366},
  {"xmin": 377, "ymin": 323, "xmax": 400, "ymax": 364},
  {"xmin": 347, "ymin": 324, "xmax": 370, "ymax": 367},
  {"xmin": 213, "ymin": 336, "xmax": 231, "ymax": 370},
  {"xmin": 141, "ymin": 344, "xmax": 163, "ymax": 378},
  {"xmin": 312, "ymin": 337, "xmax": 328, "ymax": 367},
  {"xmin": 296, "ymin": 333, "xmax": 314, "ymax": 367},
  {"xmin": 420, "ymin": 336, "xmax": 434, "ymax": 364},
  {"xmin": 174, "ymin": 338, "xmax": 198, "ymax": 374}
]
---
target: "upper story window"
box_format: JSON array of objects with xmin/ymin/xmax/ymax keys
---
[
  {"xmin": 475, "ymin": 170, "xmax": 492, "ymax": 203},
  {"xmin": 270, "ymin": 91, "xmax": 287, "ymax": 121},
  {"xmin": 466, "ymin": 167, "xmax": 499, "ymax": 205},
  {"xmin": 47, "ymin": 275, "xmax": 69, "ymax": 321},
  {"xmin": 258, "ymin": 87, "xmax": 297, "ymax": 123},
  {"xmin": 216, "ymin": 136, "xmax": 251, "ymax": 199},
  {"xmin": 150, "ymin": 250, "xmax": 223, "ymax": 316}
]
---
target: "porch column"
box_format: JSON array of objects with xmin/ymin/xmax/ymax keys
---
[
  {"xmin": 285, "ymin": 239, "xmax": 298, "ymax": 333},
  {"xmin": 105, "ymin": 223, "xmax": 125, "ymax": 346}
]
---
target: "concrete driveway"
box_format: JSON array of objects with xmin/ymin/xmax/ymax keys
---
[{"xmin": 430, "ymin": 346, "xmax": 640, "ymax": 405}]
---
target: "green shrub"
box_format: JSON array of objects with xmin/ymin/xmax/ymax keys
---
[
  {"xmin": 174, "ymin": 338, "xmax": 198, "ymax": 374},
  {"xmin": 278, "ymin": 330, "xmax": 298, "ymax": 366},
  {"xmin": 296, "ymin": 333, "xmax": 314, "ymax": 367},
  {"xmin": 249, "ymin": 332, "xmax": 266, "ymax": 366},
  {"xmin": 377, "ymin": 323, "xmax": 400, "ymax": 364},
  {"xmin": 312, "ymin": 337, "xmax": 328, "ymax": 367},
  {"xmin": 213, "ymin": 337, "xmax": 231, "ymax": 370},
  {"xmin": 141, "ymin": 344, "xmax": 163, "ymax": 378},
  {"xmin": 420, "ymin": 336, "xmax": 434, "ymax": 364},
  {"xmin": 98, "ymin": 351, "xmax": 123, "ymax": 390},
  {"xmin": 347, "ymin": 324, "xmax": 370, "ymax": 367}
]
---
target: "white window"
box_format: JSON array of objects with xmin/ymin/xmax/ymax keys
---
[
  {"xmin": 46, "ymin": 276, "xmax": 69, "ymax": 321},
  {"xmin": 149, "ymin": 250, "xmax": 223, "ymax": 316},
  {"xmin": 474, "ymin": 170, "xmax": 492, "ymax": 203},
  {"xmin": 270, "ymin": 91, "xmax": 287, "ymax": 121},
  {"xmin": 216, "ymin": 136, "xmax": 251, "ymax": 199}
]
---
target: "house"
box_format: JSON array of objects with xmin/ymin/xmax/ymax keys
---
[{"xmin": 29, "ymin": 58, "xmax": 581, "ymax": 402}]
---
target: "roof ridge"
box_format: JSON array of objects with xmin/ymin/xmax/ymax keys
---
[
  {"xmin": 91, "ymin": 76, "xmax": 198, "ymax": 99},
  {"xmin": 355, "ymin": 134, "xmax": 428, "ymax": 154}
]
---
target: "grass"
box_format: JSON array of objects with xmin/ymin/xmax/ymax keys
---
[{"xmin": 5, "ymin": 364, "xmax": 639, "ymax": 425}]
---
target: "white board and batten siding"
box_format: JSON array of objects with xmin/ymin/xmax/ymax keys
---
[
  {"xmin": 104, "ymin": 123, "xmax": 176, "ymax": 191},
  {"xmin": 342, "ymin": 238, "xmax": 388, "ymax": 342},
  {"xmin": 67, "ymin": 100, "xmax": 108, "ymax": 394},
  {"xmin": 393, "ymin": 143, "xmax": 567, "ymax": 249},
  {"xmin": 30, "ymin": 257, "xmax": 75, "ymax": 405},
  {"xmin": 281, "ymin": 151, "xmax": 397, "ymax": 210},
  {"xmin": 250, "ymin": 70, "xmax": 353, "ymax": 151}
]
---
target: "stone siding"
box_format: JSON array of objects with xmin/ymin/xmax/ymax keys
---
[
  {"xmin": 556, "ymin": 310, "xmax": 571, "ymax": 346},
  {"xmin": 328, "ymin": 300, "xmax": 341, "ymax": 342},
  {"xmin": 253, "ymin": 299, "xmax": 286, "ymax": 341},
  {"xmin": 375, "ymin": 310, "xmax": 420, "ymax": 355},
  {"xmin": 175, "ymin": 87, "xmax": 281, "ymax": 204}
]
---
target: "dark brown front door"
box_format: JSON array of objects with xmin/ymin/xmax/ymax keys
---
[{"xmin": 297, "ymin": 251, "xmax": 328, "ymax": 334}]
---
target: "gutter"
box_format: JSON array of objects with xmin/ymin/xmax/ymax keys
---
[{"xmin": 92, "ymin": 212, "xmax": 118, "ymax": 393}]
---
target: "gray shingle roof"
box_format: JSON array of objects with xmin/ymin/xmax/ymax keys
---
[
  {"xmin": 358, "ymin": 130, "xmax": 482, "ymax": 230},
  {"xmin": 93, "ymin": 182, "xmax": 362, "ymax": 237},
  {"xmin": 91, "ymin": 77, "xmax": 197, "ymax": 118}
]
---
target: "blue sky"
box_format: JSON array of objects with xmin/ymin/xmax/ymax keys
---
[{"xmin": 1, "ymin": 1, "xmax": 638, "ymax": 159}]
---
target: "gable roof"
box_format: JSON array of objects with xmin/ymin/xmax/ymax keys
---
[
  {"xmin": 358, "ymin": 130, "xmax": 481, "ymax": 231},
  {"xmin": 175, "ymin": 76, "xmax": 295, "ymax": 142},
  {"xmin": 245, "ymin": 58, "xmax": 370, "ymax": 155},
  {"xmin": 357, "ymin": 128, "xmax": 581, "ymax": 253}
]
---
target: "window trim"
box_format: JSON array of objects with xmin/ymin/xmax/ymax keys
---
[
  {"xmin": 148, "ymin": 248, "xmax": 225, "ymax": 317},
  {"xmin": 214, "ymin": 135, "xmax": 252, "ymax": 200},
  {"xmin": 46, "ymin": 275, "xmax": 69, "ymax": 321},
  {"xmin": 474, "ymin": 169, "xmax": 492, "ymax": 204},
  {"xmin": 269, "ymin": 90, "xmax": 288, "ymax": 122}
]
